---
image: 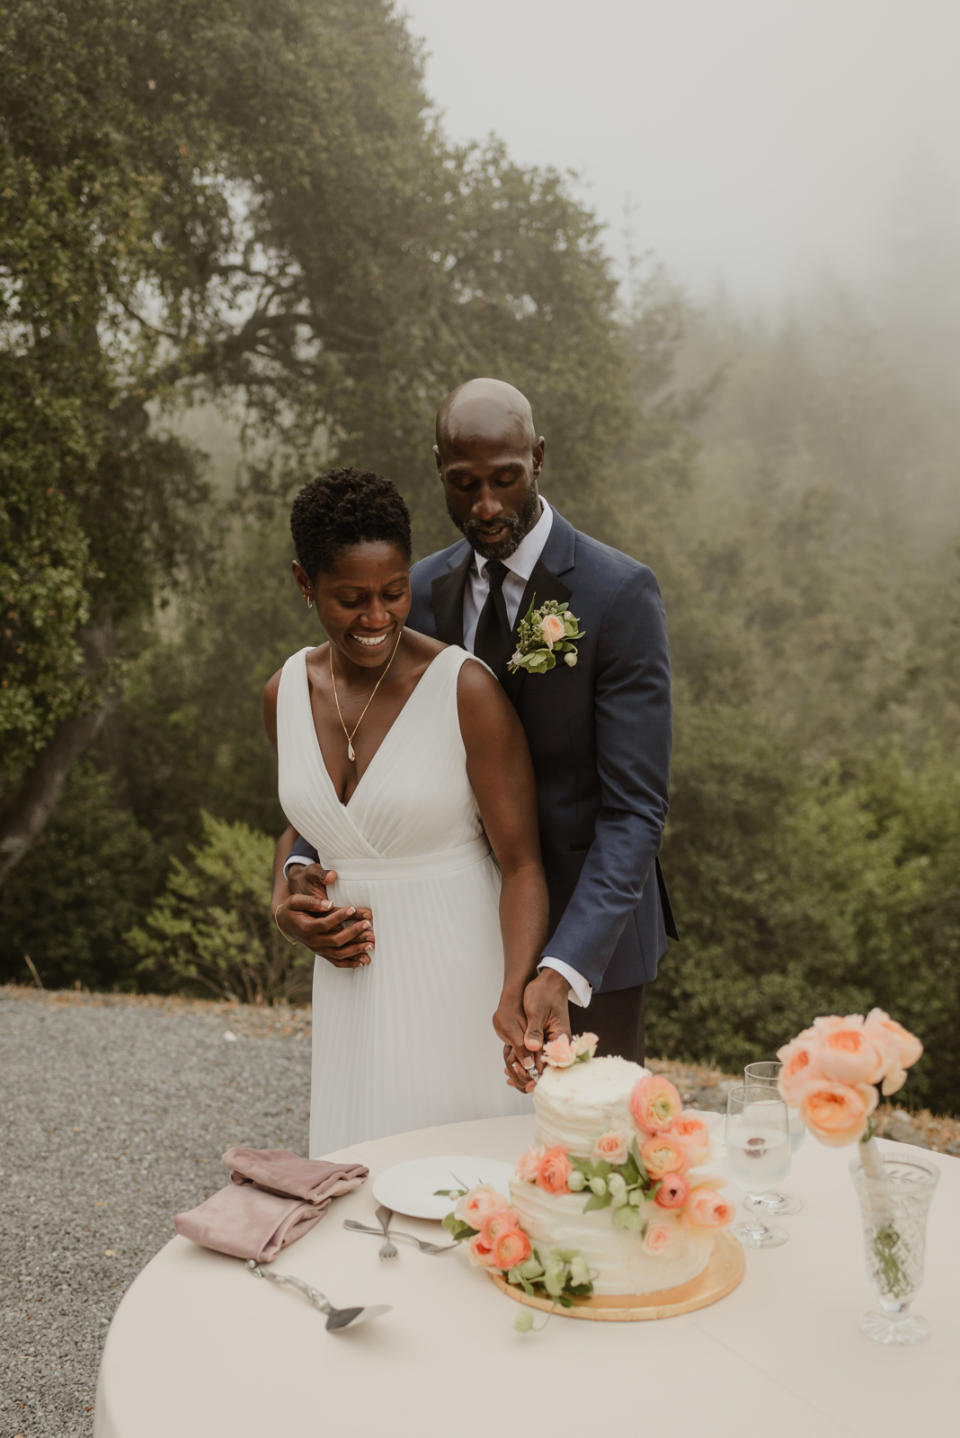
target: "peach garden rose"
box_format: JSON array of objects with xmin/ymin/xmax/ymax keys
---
[
  {"xmin": 455, "ymin": 1184, "xmax": 509, "ymax": 1227},
  {"xmin": 685, "ymin": 1188, "xmax": 734, "ymax": 1228},
  {"xmin": 540, "ymin": 613, "xmax": 566, "ymax": 648},
  {"xmin": 640, "ymin": 1135, "xmax": 688, "ymax": 1180},
  {"xmin": 479, "ymin": 1208, "xmax": 522, "ymax": 1248},
  {"xmin": 629, "ymin": 1075, "xmax": 683, "ymax": 1135},
  {"xmin": 514, "ymin": 1146, "xmax": 546, "ymax": 1183},
  {"xmin": 536, "ymin": 1146, "xmax": 573, "ymax": 1194},
  {"xmin": 654, "ymin": 1171, "xmax": 690, "ymax": 1209},
  {"xmin": 492, "ymin": 1226, "xmax": 532, "ymax": 1270},
  {"xmin": 593, "ymin": 1130, "xmax": 629, "ymax": 1165},
  {"xmin": 796, "ymin": 1079, "xmax": 878, "ymax": 1147},
  {"xmin": 668, "ymin": 1114, "xmax": 711, "ymax": 1167},
  {"xmin": 643, "ymin": 1223, "xmax": 675, "ymax": 1256},
  {"xmin": 542, "ymin": 1034, "xmax": 577, "ymax": 1068},
  {"xmin": 572, "ymin": 1032, "xmax": 599, "ymax": 1060}
]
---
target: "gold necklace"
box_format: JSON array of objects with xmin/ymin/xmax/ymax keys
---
[{"xmin": 329, "ymin": 627, "xmax": 404, "ymax": 762}]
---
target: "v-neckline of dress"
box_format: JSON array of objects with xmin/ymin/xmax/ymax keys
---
[{"xmin": 301, "ymin": 644, "xmax": 455, "ymax": 811}]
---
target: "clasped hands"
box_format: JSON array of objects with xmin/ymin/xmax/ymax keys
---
[
  {"xmin": 494, "ymin": 967, "xmax": 572, "ymax": 1094},
  {"xmin": 275, "ymin": 862, "xmax": 374, "ymax": 968}
]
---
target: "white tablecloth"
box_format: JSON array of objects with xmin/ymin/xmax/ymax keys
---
[{"xmin": 95, "ymin": 1114, "xmax": 958, "ymax": 1437}]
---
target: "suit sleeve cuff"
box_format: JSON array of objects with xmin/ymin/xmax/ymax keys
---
[{"xmin": 538, "ymin": 957, "xmax": 592, "ymax": 1008}]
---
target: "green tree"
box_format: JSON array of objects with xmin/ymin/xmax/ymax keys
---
[{"xmin": 1, "ymin": 0, "xmax": 638, "ymax": 879}]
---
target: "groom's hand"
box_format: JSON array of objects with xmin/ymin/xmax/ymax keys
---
[
  {"xmin": 278, "ymin": 864, "xmax": 374, "ymax": 968},
  {"xmin": 522, "ymin": 969, "xmax": 572, "ymax": 1054}
]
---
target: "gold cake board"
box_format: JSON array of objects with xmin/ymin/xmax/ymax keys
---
[{"xmin": 488, "ymin": 1230, "xmax": 745, "ymax": 1321}]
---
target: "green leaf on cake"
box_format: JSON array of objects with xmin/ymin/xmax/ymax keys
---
[{"xmin": 583, "ymin": 1191, "xmax": 612, "ymax": 1212}]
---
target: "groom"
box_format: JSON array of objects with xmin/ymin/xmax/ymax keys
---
[{"xmin": 280, "ymin": 378, "xmax": 676, "ymax": 1073}]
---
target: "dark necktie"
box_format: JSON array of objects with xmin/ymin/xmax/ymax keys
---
[{"xmin": 473, "ymin": 560, "xmax": 514, "ymax": 679}]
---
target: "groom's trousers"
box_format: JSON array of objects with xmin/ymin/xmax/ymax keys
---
[{"xmin": 584, "ymin": 984, "xmax": 645, "ymax": 1065}]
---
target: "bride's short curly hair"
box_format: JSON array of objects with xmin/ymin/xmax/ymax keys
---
[{"xmin": 291, "ymin": 467, "xmax": 412, "ymax": 577}]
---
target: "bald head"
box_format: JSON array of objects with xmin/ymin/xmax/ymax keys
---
[
  {"xmin": 434, "ymin": 377, "xmax": 545, "ymax": 561},
  {"xmin": 435, "ymin": 377, "xmax": 537, "ymax": 455}
]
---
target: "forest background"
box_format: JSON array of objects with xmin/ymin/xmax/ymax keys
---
[{"xmin": 2, "ymin": 0, "xmax": 958, "ymax": 1114}]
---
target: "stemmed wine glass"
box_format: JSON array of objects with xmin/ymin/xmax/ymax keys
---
[
  {"xmin": 725, "ymin": 1083, "xmax": 791, "ymax": 1249},
  {"xmin": 742, "ymin": 1060, "xmax": 804, "ymax": 1216}
]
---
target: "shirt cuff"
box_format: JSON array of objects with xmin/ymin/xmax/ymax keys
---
[
  {"xmin": 282, "ymin": 854, "xmax": 310, "ymax": 880},
  {"xmin": 538, "ymin": 957, "xmax": 592, "ymax": 1009}
]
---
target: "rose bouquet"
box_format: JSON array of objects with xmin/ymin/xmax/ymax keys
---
[{"xmin": 777, "ymin": 1009, "xmax": 924, "ymax": 1296}]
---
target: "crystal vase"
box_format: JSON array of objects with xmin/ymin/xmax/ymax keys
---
[{"xmin": 850, "ymin": 1145, "xmax": 939, "ymax": 1345}]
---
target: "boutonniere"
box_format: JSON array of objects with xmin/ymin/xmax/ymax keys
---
[{"xmin": 507, "ymin": 597, "xmax": 585, "ymax": 675}]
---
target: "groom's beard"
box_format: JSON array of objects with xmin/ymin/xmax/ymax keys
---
[{"xmin": 447, "ymin": 488, "xmax": 541, "ymax": 561}]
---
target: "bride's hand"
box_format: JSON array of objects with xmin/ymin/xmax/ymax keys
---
[
  {"xmin": 493, "ymin": 999, "xmax": 538, "ymax": 1092},
  {"xmin": 277, "ymin": 865, "xmax": 375, "ymax": 968}
]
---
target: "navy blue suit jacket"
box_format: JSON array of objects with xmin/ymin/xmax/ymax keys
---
[{"xmin": 288, "ymin": 508, "xmax": 677, "ymax": 993}]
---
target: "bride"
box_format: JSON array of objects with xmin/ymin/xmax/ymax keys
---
[{"xmin": 264, "ymin": 467, "xmax": 548, "ymax": 1155}]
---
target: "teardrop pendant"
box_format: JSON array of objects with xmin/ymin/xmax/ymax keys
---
[{"xmin": 347, "ymin": 740, "xmax": 356, "ymax": 762}]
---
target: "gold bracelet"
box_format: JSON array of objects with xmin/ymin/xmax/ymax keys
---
[{"xmin": 273, "ymin": 905, "xmax": 299, "ymax": 946}]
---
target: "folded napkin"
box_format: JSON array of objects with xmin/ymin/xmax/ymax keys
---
[
  {"xmin": 223, "ymin": 1146, "xmax": 368, "ymax": 1203},
  {"xmin": 174, "ymin": 1147, "xmax": 369, "ymax": 1263}
]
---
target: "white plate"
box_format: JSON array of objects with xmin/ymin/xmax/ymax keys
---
[{"xmin": 372, "ymin": 1155, "xmax": 515, "ymax": 1221}]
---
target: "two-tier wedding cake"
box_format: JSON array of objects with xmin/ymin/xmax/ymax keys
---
[{"xmin": 445, "ymin": 1035, "xmax": 734, "ymax": 1306}]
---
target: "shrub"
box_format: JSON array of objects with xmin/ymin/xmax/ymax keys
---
[{"xmin": 127, "ymin": 812, "xmax": 312, "ymax": 1005}]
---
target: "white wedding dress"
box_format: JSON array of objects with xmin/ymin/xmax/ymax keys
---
[{"xmin": 276, "ymin": 644, "xmax": 530, "ymax": 1156}]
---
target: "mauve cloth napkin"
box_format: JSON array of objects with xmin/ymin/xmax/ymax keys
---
[
  {"xmin": 173, "ymin": 1147, "xmax": 368, "ymax": 1263},
  {"xmin": 223, "ymin": 1146, "xmax": 368, "ymax": 1203}
]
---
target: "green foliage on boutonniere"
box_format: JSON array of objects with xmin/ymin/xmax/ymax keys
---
[{"xmin": 507, "ymin": 597, "xmax": 584, "ymax": 676}]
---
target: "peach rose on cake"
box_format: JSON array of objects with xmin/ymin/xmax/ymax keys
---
[
  {"xmin": 796, "ymin": 1079, "xmax": 878, "ymax": 1147},
  {"xmin": 467, "ymin": 1232, "xmax": 497, "ymax": 1267},
  {"xmin": 572, "ymin": 1032, "xmax": 599, "ymax": 1060},
  {"xmin": 492, "ymin": 1227, "xmax": 532, "ymax": 1270},
  {"xmin": 684, "ymin": 1188, "xmax": 734, "ymax": 1228},
  {"xmin": 654, "ymin": 1171, "xmax": 690, "ymax": 1210},
  {"xmin": 629, "ymin": 1075, "xmax": 683, "ymax": 1135},
  {"xmin": 479, "ymin": 1208, "xmax": 522, "ymax": 1248},
  {"xmin": 593, "ymin": 1130, "xmax": 629, "ymax": 1165},
  {"xmin": 454, "ymin": 1184, "xmax": 509, "ymax": 1227},
  {"xmin": 668, "ymin": 1114, "xmax": 711, "ymax": 1167},
  {"xmin": 542, "ymin": 1035, "xmax": 577, "ymax": 1068},
  {"xmin": 643, "ymin": 1223, "xmax": 675, "ymax": 1256},
  {"xmin": 640, "ymin": 1135, "xmax": 688, "ymax": 1180},
  {"xmin": 536, "ymin": 1146, "xmax": 573, "ymax": 1194},
  {"xmin": 514, "ymin": 1146, "xmax": 546, "ymax": 1183}
]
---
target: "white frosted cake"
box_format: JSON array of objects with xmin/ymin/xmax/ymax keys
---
[{"xmin": 508, "ymin": 1048, "xmax": 727, "ymax": 1297}]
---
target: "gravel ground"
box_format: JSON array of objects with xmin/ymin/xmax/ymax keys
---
[{"xmin": 0, "ymin": 989, "xmax": 311, "ymax": 1438}]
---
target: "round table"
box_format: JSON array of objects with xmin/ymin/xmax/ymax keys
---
[{"xmin": 95, "ymin": 1114, "xmax": 958, "ymax": 1437}]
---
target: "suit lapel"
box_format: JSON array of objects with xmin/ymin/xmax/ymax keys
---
[
  {"xmin": 507, "ymin": 510, "xmax": 578, "ymax": 704},
  {"xmin": 430, "ymin": 550, "xmax": 472, "ymax": 646}
]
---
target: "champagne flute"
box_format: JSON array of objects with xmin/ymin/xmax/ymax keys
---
[
  {"xmin": 743, "ymin": 1060, "xmax": 804, "ymax": 1216},
  {"xmin": 725, "ymin": 1084, "xmax": 791, "ymax": 1249}
]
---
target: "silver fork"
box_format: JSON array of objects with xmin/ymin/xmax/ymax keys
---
[
  {"xmin": 374, "ymin": 1204, "xmax": 399, "ymax": 1261},
  {"xmin": 343, "ymin": 1220, "xmax": 459, "ymax": 1255}
]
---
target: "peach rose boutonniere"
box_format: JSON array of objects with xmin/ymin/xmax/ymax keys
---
[{"xmin": 507, "ymin": 597, "xmax": 584, "ymax": 676}]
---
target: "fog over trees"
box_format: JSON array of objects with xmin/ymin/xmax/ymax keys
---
[{"xmin": 2, "ymin": 1, "xmax": 957, "ymax": 1111}]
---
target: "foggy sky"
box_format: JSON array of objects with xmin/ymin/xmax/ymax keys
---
[{"xmin": 400, "ymin": 0, "xmax": 960, "ymax": 303}]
